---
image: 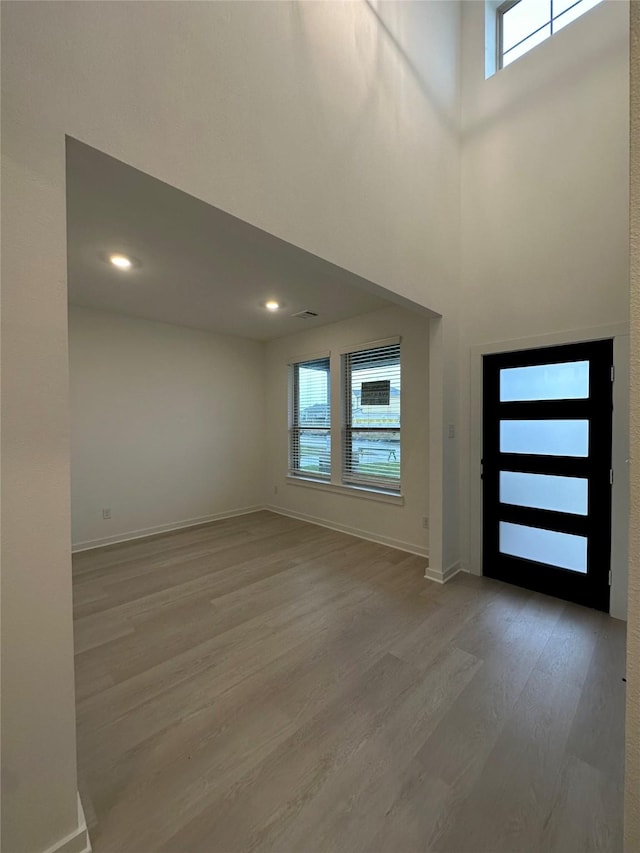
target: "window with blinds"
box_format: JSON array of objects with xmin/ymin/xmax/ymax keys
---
[
  {"xmin": 289, "ymin": 356, "xmax": 331, "ymax": 480},
  {"xmin": 342, "ymin": 342, "xmax": 401, "ymax": 491}
]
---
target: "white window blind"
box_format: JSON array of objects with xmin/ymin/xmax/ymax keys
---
[
  {"xmin": 343, "ymin": 343, "xmax": 401, "ymax": 491},
  {"xmin": 289, "ymin": 357, "xmax": 331, "ymax": 479}
]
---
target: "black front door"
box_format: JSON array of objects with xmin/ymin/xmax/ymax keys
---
[{"xmin": 482, "ymin": 340, "xmax": 613, "ymax": 611}]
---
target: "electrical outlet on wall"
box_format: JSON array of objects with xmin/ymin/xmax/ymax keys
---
[
  {"xmin": 102, "ymin": 508, "xmax": 111, "ymax": 520},
  {"xmin": 273, "ymin": 485, "xmax": 279, "ymax": 495},
  {"xmin": 421, "ymin": 516, "xmax": 429, "ymax": 529}
]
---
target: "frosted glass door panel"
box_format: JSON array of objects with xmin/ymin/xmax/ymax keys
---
[
  {"xmin": 500, "ymin": 420, "xmax": 589, "ymax": 457},
  {"xmin": 500, "ymin": 472, "xmax": 588, "ymax": 515},
  {"xmin": 500, "ymin": 361, "xmax": 589, "ymax": 402},
  {"xmin": 500, "ymin": 522, "xmax": 588, "ymax": 573}
]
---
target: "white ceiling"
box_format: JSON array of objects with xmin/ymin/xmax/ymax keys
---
[{"xmin": 66, "ymin": 138, "xmax": 407, "ymax": 341}]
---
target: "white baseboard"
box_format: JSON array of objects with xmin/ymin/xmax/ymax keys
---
[
  {"xmin": 425, "ymin": 560, "xmax": 464, "ymax": 585},
  {"xmin": 266, "ymin": 505, "xmax": 428, "ymax": 559},
  {"xmin": 71, "ymin": 506, "xmax": 265, "ymax": 553},
  {"xmin": 42, "ymin": 794, "xmax": 91, "ymax": 853}
]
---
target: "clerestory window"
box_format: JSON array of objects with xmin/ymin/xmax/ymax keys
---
[{"xmin": 497, "ymin": 0, "xmax": 604, "ymax": 69}]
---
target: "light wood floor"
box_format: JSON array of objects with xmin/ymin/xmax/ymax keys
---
[{"xmin": 73, "ymin": 510, "xmax": 626, "ymax": 853}]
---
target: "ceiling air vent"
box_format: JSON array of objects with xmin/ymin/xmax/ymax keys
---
[{"xmin": 291, "ymin": 310, "xmax": 319, "ymax": 320}]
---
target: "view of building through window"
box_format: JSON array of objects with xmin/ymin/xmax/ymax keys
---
[{"xmin": 343, "ymin": 343, "xmax": 401, "ymax": 491}]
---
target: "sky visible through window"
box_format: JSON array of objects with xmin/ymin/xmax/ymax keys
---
[
  {"xmin": 297, "ymin": 365, "xmax": 329, "ymax": 415},
  {"xmin": 501, "ymin": 0, "xmax": 603, "ymax": 68}
]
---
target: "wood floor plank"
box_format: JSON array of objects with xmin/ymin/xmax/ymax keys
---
[
  {"xmin": 159, "ymin": 652, "xmax": 423, "ymax": 853},
  {"xmin": 78, "ymin": 582, "xmax": 405, "ymax": 775},
  {"xmin": 416, "ymin": 594, "xmax": 565, "ymax": 797},
  {"xmin": 88, "ymin": 694, "xmax": 296, "ymax": 851},
  {"xmin": 73, "ymin": 511, "xmax": 625, "ymax": 853},
  {"xmin": 539, "ymin": 754, "xmax": 623, "ymax": 852},
  {"xmin": 84, "ymin": 582, "xmax": 436, "ymax": 850},
  {"xmin": 73, "ymin": 609, "xmax": 135, "ymax": 655},
  {"xmin": 260, "ymin": 646, "xmax": 482, "ymax": 853},
  {"xmin": 368, "ymin": 759, "xmax": 454, "ymax": 853},
  {"xmin": 428, "ymin": 667, "xmax": 583, "ymax": 852},
  {"xmin": 388, "ymin": 573, "xmax": 501, "ymax": 670},
  {"xmin": 566, "ymin": 615, "xmax": 627, "ymax": 784}
]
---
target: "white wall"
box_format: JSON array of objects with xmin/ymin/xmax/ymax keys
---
[
  {"xmin": 459, "ymin": 0, "xmax": 630, "ymax": 613},
  {"xmin": 265, "ymin": 306, "xmax": 430, "ymax": 558},
  {"xmin": 68, "ymin": 306, "xmax": 266, "ymax": 549},
  {"xmin": 1, "ymin": 4, "xmax": 461, "ymax": 849},
  {"xmin": 626, "ymin": 4, "xmax": 640, "ymax": 847}
]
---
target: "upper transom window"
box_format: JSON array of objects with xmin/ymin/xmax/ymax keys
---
[{"xmin": 498, "ymin": 0, "xmax": 604, "ymax": 69}]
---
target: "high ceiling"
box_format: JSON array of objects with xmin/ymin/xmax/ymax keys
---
[{"xmin": 66, "ymin": 139, "xmax": 412, "ymax": 341}]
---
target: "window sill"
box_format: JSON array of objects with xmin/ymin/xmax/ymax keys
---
[{"xmin": 286, "ymin": 476, "xmax": 404, "ymax": 506}]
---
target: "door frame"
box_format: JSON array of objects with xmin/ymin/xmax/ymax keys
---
[{"xmin": 468, "ymin": 323, "xmax": 629, "ymax": 618}]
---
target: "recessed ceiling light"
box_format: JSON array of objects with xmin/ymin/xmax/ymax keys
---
[
  {"xmin": 109, "ymin": 253, "xmax": 132, "ymax": 270},
  {"xmin": 265, "ymin": 300, "xmax": 280, "ymax": 311}
]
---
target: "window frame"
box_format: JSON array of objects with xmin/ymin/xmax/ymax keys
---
[
  {"xmin": 288, "ymin": 354, "xmax": 331, "ymax": 482},
  {"xmin": 497, "ymin": 0, "xmax": 520, "ymax": 70},
  {"xmin": 341, "ymin": 340, "xmax": 401, "ymax": 494}
]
